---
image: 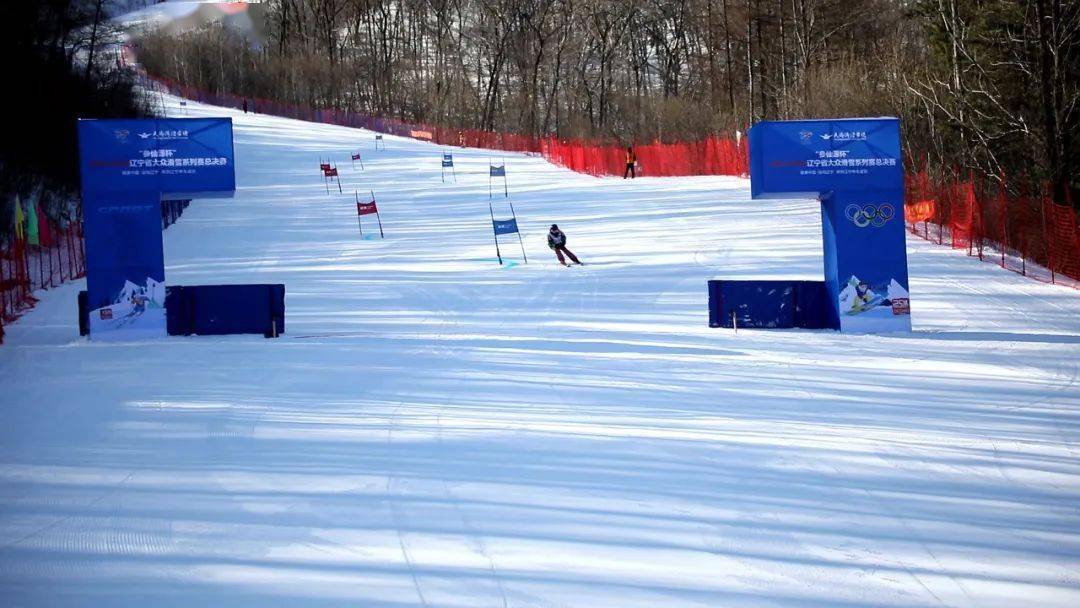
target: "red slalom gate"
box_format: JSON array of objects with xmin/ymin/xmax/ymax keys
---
[{"xmin": 356, "ymin": 190, "xmax": 384, "ymax": 238}]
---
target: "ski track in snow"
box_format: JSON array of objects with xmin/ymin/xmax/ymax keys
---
[{"xmin": 1, "ymin": 92, "xmax": 1079, "ymax": 607}]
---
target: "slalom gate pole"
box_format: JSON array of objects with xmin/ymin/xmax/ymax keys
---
[
  {"xmin": 337, "ymin": 172, "xmax": 342, "ymax": 194},
  {"xmin": 503, "ymin": 157, "xmax": 508, "ymax": 198},
  {"xmin": 325, "ymin": 173, "xmax": 329, "ymax": 195},
  {"xmin": 488, "ymin": 157, "xmax": 492, "ymax": 199},
  {"xmin": 488, "ymin": 200, "xmax": 503, "ymax": 265},
  {"xmin": 355, "ymin": 191, "xmax": 363, "ymax": 235},
  {"xmin": 508, "ymin": 199, "xmax": 527, "ymax": 263},
  {"xmin": 372, "ymin": 190, "xmax": 384, "ymax": 238},
  {"xmin": 359, "ymin": 154, "xmax": 364, "ymax": 170}
]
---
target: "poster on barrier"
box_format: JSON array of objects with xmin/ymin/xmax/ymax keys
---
[
  {"xmin": 82, "ymin": 190, "xmax": 167, "ymax": 340},
  {"xmin": 822, "ymin": 189, "xmax": 911, "ymax": 332}
]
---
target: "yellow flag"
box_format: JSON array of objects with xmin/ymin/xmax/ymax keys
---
[{"xmin": 14, "ymin": 194, "xmax": 24, "ymax": 241}]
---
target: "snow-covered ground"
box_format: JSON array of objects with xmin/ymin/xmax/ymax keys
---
[{"xmin": 1, "ymin": 95, "xmax": 1079, "ymax": 607}]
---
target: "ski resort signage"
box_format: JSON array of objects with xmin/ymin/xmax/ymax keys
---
[
  {"xmin": 82, "ymin": 190, "xmax": 167, "ymax": 338},
  {"xmin": 78, "ymin": 118, "xmax": 237, "ymax": 340},
  {"xmin": 78, "ymin": 117, "xmax": 235, "ymax": 198},
  {"xmin": 744, "ymin": 117, "xmax": 911, "ymax": 332}
]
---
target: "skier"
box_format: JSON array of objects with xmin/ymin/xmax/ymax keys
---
[
  {"xmin": 547, "ymin": 224, "xmax": 582, "ymax": 266},
  {"xmin": 623, "ymin": 146, "xmax": 637, "ymax": 179},
  {"xmin": 242, "ymin": 99, "xmax": 249, "ymax": 114}
]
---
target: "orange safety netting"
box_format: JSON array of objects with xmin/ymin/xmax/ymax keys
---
[
  {"xmin": 148, "ymin": 76, "xmax": 748, "ymax": 179},
  {"xmin": 1, "ymin": 224, "xmax": 87, "ymax": 339},
  {"xmin": 150, "ymin": 75, "xmax": 1080, "ymax": 286},
  {"xmin": 905, "ymin": 168, "xmax": 1080, "ymax": 285}
]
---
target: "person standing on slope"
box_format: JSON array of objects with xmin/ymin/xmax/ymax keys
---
[
  {"xmin": 547, "ymin": 224, "xmax": 582, "ymax": 266},
  {"xmin": 623, "ymin": 146, "xmax": 637, "ymax": 179}
]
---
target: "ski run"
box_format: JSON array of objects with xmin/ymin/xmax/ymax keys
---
[{"xmin": 1, "ymin": 92, "xmax": 1079, "ymax": 608}]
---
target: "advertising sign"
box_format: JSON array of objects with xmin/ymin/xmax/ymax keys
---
[
  {"xmin": 748, "ymin": 118, "xmax": 903, "ymax": 198},
  {"xmin": 78, "ymin": 118, "xmax": 237, "ymax": 340},
  {"xmin": 82, "ymin": 190, "xmax": 167, "ymax": 340},
  {"xmin": 748, "ymin": 117, "xmax": 911, "ymax": 332},
  {"xmin": 78, "ymin": 118, "xmax": 236, "ymax": 197}
]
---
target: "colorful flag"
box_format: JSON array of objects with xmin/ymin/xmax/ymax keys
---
[
  {"xmin": 26, "ymin": 197, "xmax": 39, "ymax": 246},
  {"xmin": 14, "ymin": 194, "xmax": 24, "ymax": 241}
]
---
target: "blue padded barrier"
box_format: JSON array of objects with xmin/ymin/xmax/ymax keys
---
[
  {"xmin": 708, "ymin": 280, "xmax": 836, "ymax": 330},
  {"xmin": 80, "ymin": 284, "xmax": 285, "ymax": 338}
]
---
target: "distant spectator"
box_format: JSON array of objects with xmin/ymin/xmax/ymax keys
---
[
  {"xmin": 242, "ymin": 99, "xmax": 249, "ymax": 114},
  {"xmin": 624, "ymin": 146, "xmax": 636, "ymax": 179}
]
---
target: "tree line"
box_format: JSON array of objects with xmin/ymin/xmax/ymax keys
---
[
  {"xmin": 134, "ymin": 1, "xmax": 1076, "ymax": 207},
  {"xmin": 0, "ymin": 0, "xmax": 150, "ymax": 242}
]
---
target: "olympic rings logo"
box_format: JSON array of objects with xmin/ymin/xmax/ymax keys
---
[{"xmin": 845, "ymin": 203, "xmax": 895, "ymax": 228}]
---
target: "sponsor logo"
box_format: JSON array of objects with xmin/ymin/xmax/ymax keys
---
[
  {"xmin": 113, "ymin": 129, "xmax": 130, "ymax": 143},
  {"xmin": 845, "ymin": 203, "xmax": 895, "ymax": 228},
  {"xmin": 824, "ymin": 130, "xmax": 868, "ymax": 142},
  {"xmin": 99, "ymin": 308, "xmax": 113, "ymax": 320},
  {"xmin": 891, "ymin": 297, "xmax": 910, "ymax": 315},
  {"xmin": 798, "ymin": 130, "xmax": 814, "ymax": 144},
  {"xmin": 136, "ymin": 130, "xmax": 190, "ymax": 141}
]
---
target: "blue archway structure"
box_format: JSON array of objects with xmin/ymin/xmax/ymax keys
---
[
  {"xmin": 78, "ymin": 117, "xmax": 284, "ymax": 340},
  {"xmin": 709, "ymin": 118, "xmax": 912, "ymax": 332}
]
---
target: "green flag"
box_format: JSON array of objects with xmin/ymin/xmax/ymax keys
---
[
  {"xmin": 26, "ymin": 196, "xmax": 39, "ymax": 246},
  {"xmin": 14, "ymin": 194, "xmax": 24, "ymax": 241}
]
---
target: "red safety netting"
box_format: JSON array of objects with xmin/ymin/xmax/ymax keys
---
[
  {"xmin": 149, "ymin": 75, "xmax": 1079, "ymax": 287},
  {"xmin": 905, "ymin": 168, "xmax": 1080, "ymax": 286},
  {"xmin": 541, "ymin": 136, "xmax": 749, "ymax": 177},
  {"xmin": 1, "ymin": 223, "xmax": 87, "ymax": 342},
  {"xmin": 148, "ymin": 76, "xmax": 748, "ymax": 179},
  {"xmin": 0, "ymin": 202, "xmax": 191, "ymax": 344}
]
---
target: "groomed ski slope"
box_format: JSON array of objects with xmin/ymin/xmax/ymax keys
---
[{"xmin": 1, "ymin": 94, "xmax": 1079, "ymax": 608}]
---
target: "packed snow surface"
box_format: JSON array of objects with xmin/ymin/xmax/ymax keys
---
[{"xmin": 2, "ymin": 95, "xmax": 1079, "ymax": 607}]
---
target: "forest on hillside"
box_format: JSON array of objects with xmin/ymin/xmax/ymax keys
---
[
  {"xmin": 0, "ymin": 0, "xmax": 149, "ymax": 241},
  {"xmin": 133, "ymin": 1, "xmax": 1080, "ymax": 206}
]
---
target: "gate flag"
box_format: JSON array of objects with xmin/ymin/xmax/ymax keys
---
[
  {"xmin": 489, "ymin": 162, "xmax": 507, "ymax": 198},
  {"xmin": 356, "ymin": 190, "xmax": 384, "ymax": 238},
  {"xmin": 441, "ymin": 152, "xmax": 456, "ymax": 182},
  {"xmin": 323, "ymin": 166, "xmax": 342, "ymax": 193},
  {"xmin": 488, "ymin": 199, "xmax": 527, "ymax": 265},
  {"xmin": 493, "ymin": 218, "xmax": 518, "ymax": 235}
]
